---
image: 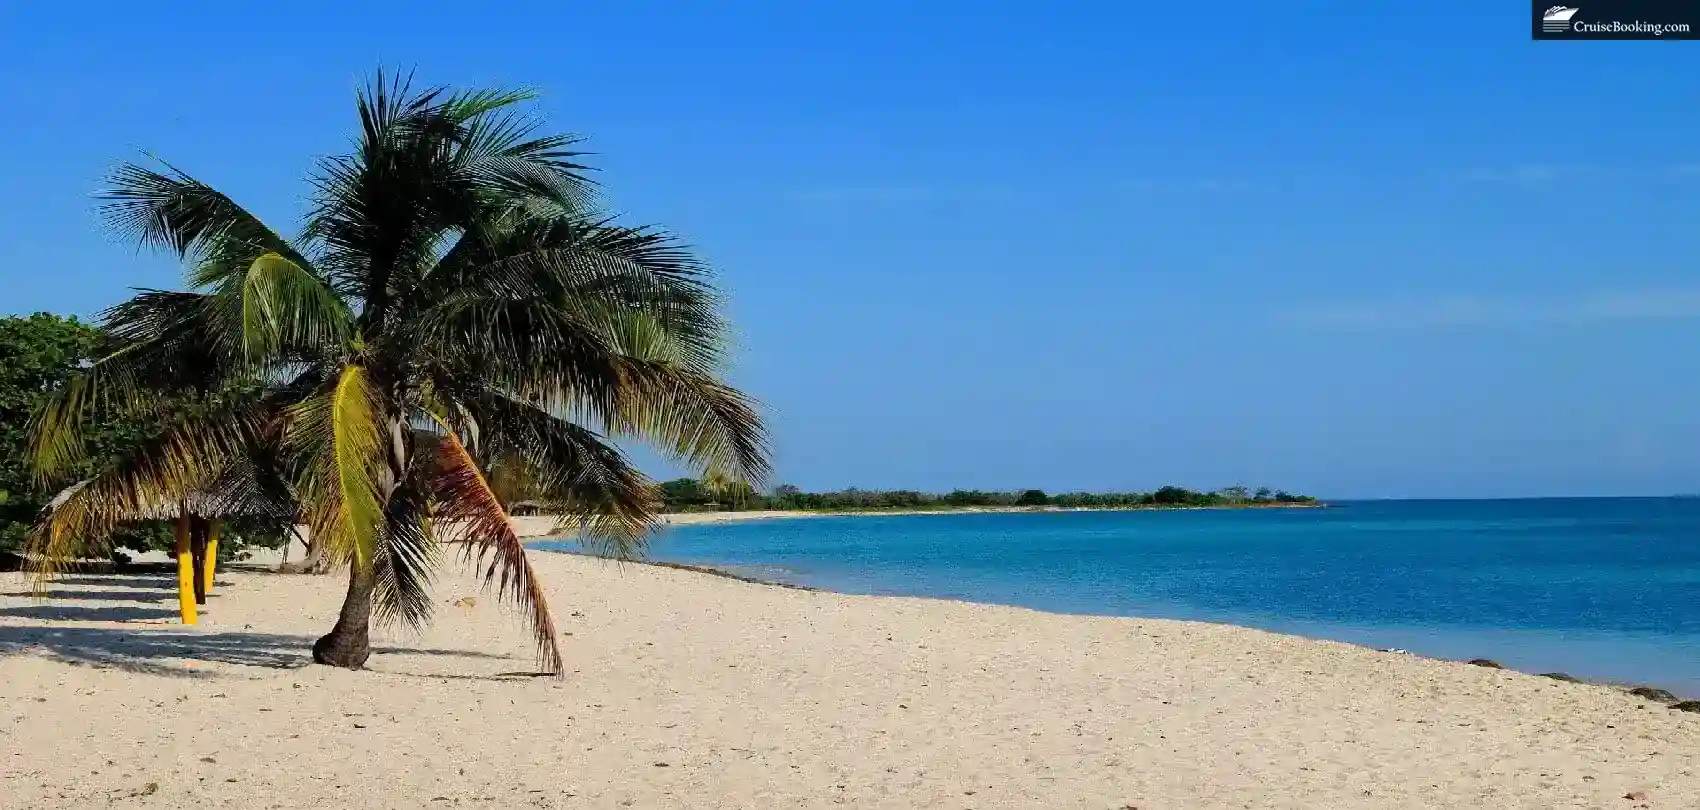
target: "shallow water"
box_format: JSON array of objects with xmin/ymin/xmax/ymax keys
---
[{"xmin": 539, "ymin": 498, "xmax": 1700, "ymax": 694}]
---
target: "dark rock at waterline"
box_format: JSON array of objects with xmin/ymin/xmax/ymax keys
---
[
  {"xmin": 1466, "ymin": 659, "xmax": 1503, "ymax": 669},
  {"xmin": 1671, "ymin": 700, "xmax": 1700, "ymax": 713},
  {"xmin": 1539, "ymin": 672, "xmax": 1581, "ymax": 683},
  {"xmin": 1628, "ymin": 686, "xmax": 1678, "ymax": 704}
]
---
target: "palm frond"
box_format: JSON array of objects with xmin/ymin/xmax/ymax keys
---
[
  {"xmin": 102, "ymin": 289, "xmax": 215, "ymax": 344},
  {"xmin": 445, "ymin": 242, "xmax": 709, "ymax": 314},
  {"xmin": 27, "ymin": 373, "xmax": 98, "ymax": 485},
  {"xmin": 443, "ymin": 86, "xmax": 595, "ymax": 216},
  {"xmin": 565, "ymin": 222, "xmax": 717, "ymax": 304},
  {"xmin": 454, "ymin": 392, "xmax": 658, "ymax": 556},
  {"xmin": 420, "ymin": 296, "xmax": 625, "ymax": 406},
  {"xmin": 288, "ymin": 365, "xmax": 388, "ymax": 570},
  {"xmin": 313, "ymin": 79, "xmax": 603, "ymax": 319},
  {"xmin": 440, "ymin": 86, "xmax": 537, "ymax": 121},
  {"xmin": 353, "ymin": 68, "xmax": 448, "ymax": 156},
  {"xmin": 428, "ymin": 218, "xmax": 717, "ymax": 331},
  {"xmin": 426, "ymin": 418, "xmax": 564, "ymax": 676},
  {"xmin": 606, "ymin": 356, "xmax": 771, "ymax": 488},
  {"xmin": 238, "ymin": 252, "xmax": 354, "ymax": 360},
  {"xmin": 462, "ymin": 138, "xmax": 595, "ymax": 217},
  {"xmin": 540, "ymin": 221, "xmax": 728, "ymax": 375},
  {"xmin": 198, "ymin": 449, "xmax": 299, "ymax": 528},
  {"xmin": 308, "ymin": 72, "xmax": 461, "ymax": 315},
  {"xmin": 417, "ymin": 220, "xmax": 733, "ymax": 419},
  {"xmin": 101, "ymin": 162, "xmax": 300, "ymax": 262},
  {"xmin": 481, "ymin": 447, "xmax": 543, "ymax": 509},
  {"xmin": 373, "ymin": 472, "xmax": 439, "ymax": 631}
]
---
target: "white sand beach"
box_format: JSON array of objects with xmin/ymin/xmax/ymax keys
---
[
  {"xmin": 3, "ymin": 550, "xmax": 1698, "ymax": 809},
  {"xmin": 514, "ymin": 508, "xmax": 1100, "ymax": 538},
  {"xmin": 513, "ymin": 509, "xmax": 823, "ymax": 538},
  {"xmin": 509, "ymin": 506, "xmax": 1324, "ymax": 542}
]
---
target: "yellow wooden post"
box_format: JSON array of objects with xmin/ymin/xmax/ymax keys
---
[
  {"xmin": 202, "ymin": 520, "xmax": 220, "ymax": 595},
  {"xmin": 174, "ymin": 509, "xmax": 197, "ymax": 625}
]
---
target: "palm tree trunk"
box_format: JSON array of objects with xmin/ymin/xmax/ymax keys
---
[
  {"xmin": 173, "ymin": 509, "xmax": 197, "ymax": 625},
  {"xmin": 312, "ymin": 416, "xmax": 406, "ymax": 670},
  {"xmin": 312, "ymin": 563, "xmax": 375, "ymax": 669},
  {"xmin": 202, "ymin": 520, "xmax": 219, "ymax": 595},
  {"xmin": 190, "ymin": 518, "xmax": 208, "ymax": 605}
]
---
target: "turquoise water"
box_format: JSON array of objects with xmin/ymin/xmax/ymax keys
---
[{"xmin": 540, "ymin": 498, "xmax": 1700, "ymax": 694}]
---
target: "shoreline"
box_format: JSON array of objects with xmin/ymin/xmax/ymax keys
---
[
  {"xmin": 535, "ymin": 545, "xmax": 1699, "ymax": 708},
  {"xmin": 523, "ymin": 507, "xmax": 1698, "ymax": 701},
  {"xmin": 659, "ymin": 501, "xmax": 1330, "ymax": 520},
  {"xmin": 512, "ymin": 501, "xmax": 1327, "ymax": 539}
]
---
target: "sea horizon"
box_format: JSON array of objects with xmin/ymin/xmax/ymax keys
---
[{"xmin": 543, "ymin": 495, "xmax": 1700, "ymax": 695}]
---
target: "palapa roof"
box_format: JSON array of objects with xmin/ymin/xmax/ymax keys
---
[{"xmin": 44, "ymin": 479, "xmax": 291, "ymax": 523}]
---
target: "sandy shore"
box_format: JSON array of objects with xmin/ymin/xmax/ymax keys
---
[
  {"xmin": 513, "ymin": 509, "xmax": 823, "ymax": 538},
  {"xmin": 513, "ymin": 504, "xmax": 1326, "ymax": 541},
  {"xmin": 513, "ymin": 509, "xmax": 1053, "ymax": 540},
  {"xmin": 3, "ymin": 552, "xmax": 1698, "ymax": 808}
]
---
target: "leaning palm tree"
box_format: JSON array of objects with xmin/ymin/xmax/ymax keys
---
[{"xmin": 26, "ymin": 73, "xmax": 768, "ymax": 675}]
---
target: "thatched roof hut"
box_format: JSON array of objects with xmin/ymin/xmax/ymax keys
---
[{"xmin": 44, "ymin": 479, "xmax": 290, "ymax": 524}]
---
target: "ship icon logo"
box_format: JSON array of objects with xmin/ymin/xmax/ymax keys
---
[{"xmin": 1542, "ymin": 6, "xmax": 1580, "ymax": 32}]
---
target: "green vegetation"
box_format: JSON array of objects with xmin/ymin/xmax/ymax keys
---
[
  {"xmin": 22, "ymin": 74, "xmax": 768, "ymax": 674},
  {"xmin": 0, "ymin": 314, "xmax": 101, "ymax": 556},
  {"xmin": 657, "ymin": 480, "xmax": 1319, "ymax": 512},
  {"xmin": 0, "ymin": 314, "xmax": 290, "ymax": 563}
]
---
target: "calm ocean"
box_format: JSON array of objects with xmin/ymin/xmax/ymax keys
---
[{"xmin": 541, "ymin": 498, "xmax": 1700, "ymax": 694}]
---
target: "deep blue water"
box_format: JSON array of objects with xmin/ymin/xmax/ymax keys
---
[{"xmin": 539, "ymin": 498, "xmax": 1700, "ymax": 694}]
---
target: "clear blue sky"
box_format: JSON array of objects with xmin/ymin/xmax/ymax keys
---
[{"xmin": 2, "ymin": 2, "xmax": 1696, "ymax": 498}]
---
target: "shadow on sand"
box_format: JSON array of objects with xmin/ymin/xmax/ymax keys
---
[
  {"xmin": 0, "ymin": 623, "xmax": 315, "ymax": 677},
  {"xmin": 0, "ymin": 604, "xmax": 180, "ymax": 622},
  {"xmin": 1, "ymin": 570, "xmax": 524, "ymax": 679},
  {"xmin": 0, "ymin": 588, "xmax": 182, "ymax": 603}
]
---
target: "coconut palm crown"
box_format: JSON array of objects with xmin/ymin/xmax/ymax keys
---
[{"xmin": 25, "ymin": 74, "xmax": 769, "ymax": 675}]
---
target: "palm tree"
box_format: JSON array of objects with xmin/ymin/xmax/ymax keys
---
[
  {"xmin": 701, "ymin": 467, "xmax": 732, "ymax": 511},
  {"xmin": 701, "ymin": 465, "xmax": 756, "ymax": 511},
  {"xmin": 25, "ymin": 73, "xmax": 769, "ymax": 675}
]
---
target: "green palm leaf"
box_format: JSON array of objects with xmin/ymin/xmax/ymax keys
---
[
  {"xmin": 101, "ymin": 161, "xmax": 304, "ymax": 267},
  {"xmin": 238, "ymin": 252, "xmax": 353, "ymax": 360},
  {"xmin": 289, "ymin": 365, "xmax": 388, "ymax": 570},
  {"xmin": 607, "ymin": 357, "xmax": 770, "ymax": 489}
]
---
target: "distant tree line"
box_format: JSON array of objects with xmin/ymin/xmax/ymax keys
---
[{"xmin": 656, "ymin": 479, "xmax": 1318, "ymax": 513}]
